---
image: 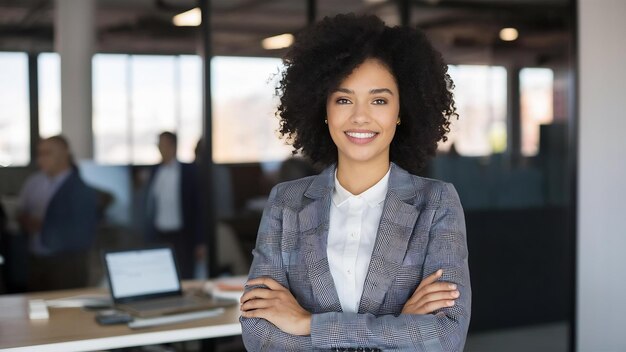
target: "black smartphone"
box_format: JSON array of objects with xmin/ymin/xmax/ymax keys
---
[{"xmin": 95, "ymin": 309, "xmax": 133, "ymax": 325}]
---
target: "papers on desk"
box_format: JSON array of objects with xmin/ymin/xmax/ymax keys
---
[
  {"xmin": 204, "ymin": 276, "xmax": 246, "ymax": 302},
  {"xmin": 28, "ymin": 299, "xmax": 49, "ymax": 320},
  {"xmin": 45, "ymin": 294, "xmax": 112, "ymax": 308}
]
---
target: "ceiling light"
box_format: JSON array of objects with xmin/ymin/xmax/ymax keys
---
[
  {"xmin": 173, "ymin": 8, "xmax": 201, "ymax": 27},
  {"xmin": 262, "ymin": 33, "xmax": 294, "ymax": 50},
  {"xmin": 499, "ymin": 27, "xmax": 519, "ymax": 41}
]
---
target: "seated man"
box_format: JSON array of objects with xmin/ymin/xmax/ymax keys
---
[{"xmin": 17, "ymin": 135, "xmax": 97, "ymax": 291}]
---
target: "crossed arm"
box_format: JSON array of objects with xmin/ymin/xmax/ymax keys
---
[
  {"xmin": 240, "ymin": 183, "xmax": 471, "ymax": 351},
  {"xmin": 241, "ymin": 270, "xmax": 457, "ymax": 335}
]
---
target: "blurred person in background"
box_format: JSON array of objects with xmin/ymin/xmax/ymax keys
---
[
  {"xmin": 17, "ymin": 135, "xmax": 98, "ymax": 291},
  {"xmin": 145, "ymin": 132, "xmax": 201, "ymax": 279}
]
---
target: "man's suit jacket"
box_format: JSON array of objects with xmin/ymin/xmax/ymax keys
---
[
  {"xmin": 241, "ymin": 163, "xmax": 471, "ymax": 351},
  {"xmin": 41, "ymin": 169, "xmax": 98, "ymax": 254}
]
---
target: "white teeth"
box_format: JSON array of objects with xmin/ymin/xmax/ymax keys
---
[{"xmin": 346, "ymin": 132, "xmax": 376, "ymax": 139}]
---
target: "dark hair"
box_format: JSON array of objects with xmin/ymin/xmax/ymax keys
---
[
  {"xmin": 45, "ymin": 135, "xmax": 70, "ymax": 151},
  {"xmin": 43, "ymin": 134, "xmax": 76, "ymax": 168},
  {"xmin": 276, "ymin": 14, "xmax": 457, "ymax": 174},
  {"xmin": 159, "ymin": 131, "xmax": 178, "ymax": 148}
]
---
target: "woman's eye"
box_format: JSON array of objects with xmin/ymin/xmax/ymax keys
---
[
  {"xmin": 336, "ymin": 98, "xmax": 351, "ymax": 104},
  {"xmin": 372, "ymin": 98, "xmax": 387, "ymax": 105}
]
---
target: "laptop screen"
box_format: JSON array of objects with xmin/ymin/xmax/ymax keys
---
[{"xmin": 105, "ymin": 248, "xmax": 181, "ymax": 299}]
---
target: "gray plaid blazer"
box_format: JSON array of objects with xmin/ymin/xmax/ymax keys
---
[{"xmin": 241, "ymin": 163, "xmax": 471, "ymax": 351}]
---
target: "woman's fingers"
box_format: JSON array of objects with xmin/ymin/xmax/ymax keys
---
[
  {"xmin": 419, "ymin": 299, "xmax": 456, "ymax": 314},
  {"xmin": 416, "ymin": 269, "xmax": 443, "ymax": 291},
  {"xmin": 240, "ymin": 277, "xmax": 286, "ymax": 304},
  {"xmin": 246, "ymin": 277, "xmax": 285, "ymax": 291},
  {"xmin": 240, "ymin": 287, "xmax": 275, "ymax": 304},
  {"xmin": 403, "ymin": 269, "xmax": 459, "ymax": 314},
  {"xmin": 406, "ymin": 281, "xmax": 457, "ymax": 306},
  {"xmin": 414, "ymin": 289, "xmax": 460, "ymax": 308},
  {"xmin": 402, "ymin": 299, "xmax": 446, "ymax": 315},
  {"xmin": 239, "ymin": 278, "xmax": 313, "ymax": 336},
  {"xmin": 419, "ymin": 282, "xmax": 457, "ymax": 297},
  {"xmin": 240, "ymin": 297, "xmax": 277, "ymax": 311}
]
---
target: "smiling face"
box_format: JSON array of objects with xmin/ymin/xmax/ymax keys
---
[{"xmin": 326, "ymin": 58, "xmax": 400, "ymax": 170}]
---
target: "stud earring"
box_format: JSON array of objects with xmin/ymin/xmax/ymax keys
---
[
  {"xmin": 397, "ymin": 118, "xmax": 401, "ymax": 126},
  {"xmin": 324, "ymin": 119, "xmax": 328, "ymax": 124}
]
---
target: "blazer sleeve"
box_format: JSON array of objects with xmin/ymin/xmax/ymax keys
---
[
  {"xmin": 309, "ymin": 183, "xmax": 471, "ymax": 352},
  {"xmin": 240, "ymin": 185, "xmax": 314, "ymax": 351}
]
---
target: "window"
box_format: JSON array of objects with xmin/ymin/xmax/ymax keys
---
[
  {"xmin": 38, "ymin": 53, "xmax": 62, "ymax": 138},
  {"xmin": 440, "ymin": 65, "xmax": 508, "ymax": 156},
  {"xmin": 128, "ymin": 55, "xmax": 178, "ymax": 164},
  {"xmin": 92, "ymin": 54, "xmax": 202, "ymax": 165},
  {"xmin": 40, "ymin": 53, "xmax": 202, "ymax": 165},
  {"xmin": 177, "ymin": 55, "xmax": 203, "ymax": 163},
  {"xmin": 0, "ymin": 52, "xmax": 30, "ymax": 167},
  {"xmin": 520, "ymin": 68, "xmax": 554, "ymax": 156},
  {"xmin": 37, "ymin": 53, "xmax": 293, "ymax": 165},
  {"xmin": 92, "ymin": 54, "xmax": 130, "ymax": 164},
  {"xmin": 211, "ymin": 56, "xmax": 292, "ymax": 163}
]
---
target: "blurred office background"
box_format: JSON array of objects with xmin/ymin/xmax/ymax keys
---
[{"xmin": 0, "ymin": 0, "xmax": 624, "ymax": 351}]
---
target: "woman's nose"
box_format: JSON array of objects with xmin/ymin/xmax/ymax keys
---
[{"xmin": 349, "ymin": 102, "xmax": 371, "ymax": 125}]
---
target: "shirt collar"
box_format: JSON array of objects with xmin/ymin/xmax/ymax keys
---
[
  {"xmin": 48, "ymin": 168, "xmax": 71, "ymax": 185},
  {"xmin": 162, "ymin": 159, "xmax": 180, "ymax": 169},
  {"xmin": 332, "ymin": 166, "xmax": 391, "ymax": 208}
]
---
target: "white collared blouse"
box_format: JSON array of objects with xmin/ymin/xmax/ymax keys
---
[{"xmin": 327, "ymin": 167, "xmax": 391, "ymax": 313}]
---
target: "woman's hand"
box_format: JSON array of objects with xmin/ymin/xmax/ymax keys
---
[
  {"xmin": 240, "ymin": 277, "xmax": 312, "ymax": 336},
  {"xmin": 402, "ymin": 269, "xmax": 460, "ymax": 315}
]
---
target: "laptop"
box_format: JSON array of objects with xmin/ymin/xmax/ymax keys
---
[{"xmin": 103, "ymin": 246, "xmax": 235, "ymax": 318}]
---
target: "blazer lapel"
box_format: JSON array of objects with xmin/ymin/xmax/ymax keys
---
[
  {"xmin": 358, "ymin": 163, "xmax": 420, "ymax": 315},
  {"xmin": 299, "ymin": 165, "xmax": 342, "ymax": 312}
]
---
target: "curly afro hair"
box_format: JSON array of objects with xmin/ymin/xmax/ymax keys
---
[{"xmin": 276, "ymin": 13, "xmax": 457, "ymax": 174}]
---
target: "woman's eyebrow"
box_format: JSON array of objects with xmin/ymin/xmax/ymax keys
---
[
  {"xmin": 370, "ymin": 88, "xmax": 394, "ymax": 95},
  {"xmin": 332, "ymin": 87, "xmax": 354, "ymax": 94},
  {"xmin": 331, "ymin": 87, "xmax": 394, "ymax": 95}
]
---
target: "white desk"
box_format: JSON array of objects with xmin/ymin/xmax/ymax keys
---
[{"xmin": 0, "ymin": 284, "xmax": 242, "ymax": 352}]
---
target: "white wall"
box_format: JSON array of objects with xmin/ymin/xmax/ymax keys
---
[{"xmin": 577, "ymin": 0, "xmax": 626, "ymax": 351}]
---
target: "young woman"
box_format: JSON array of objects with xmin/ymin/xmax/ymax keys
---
[{"xmin": 240, "ymin": 14, "xmax": 470, "ymax": 351}]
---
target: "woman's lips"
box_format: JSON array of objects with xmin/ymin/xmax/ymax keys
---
[{"xmin": 344, "ymin": 131, "xmax": 379, "ymax": 144}]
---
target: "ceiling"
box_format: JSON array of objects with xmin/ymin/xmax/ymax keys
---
[{"xmin": 0, "ymin": 0, "xmax": 573, "ymax": 65}]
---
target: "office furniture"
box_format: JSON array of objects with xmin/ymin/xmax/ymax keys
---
[{"xmin": 0, "ymin": 283, "xmax": 242, "ymax": 352}]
